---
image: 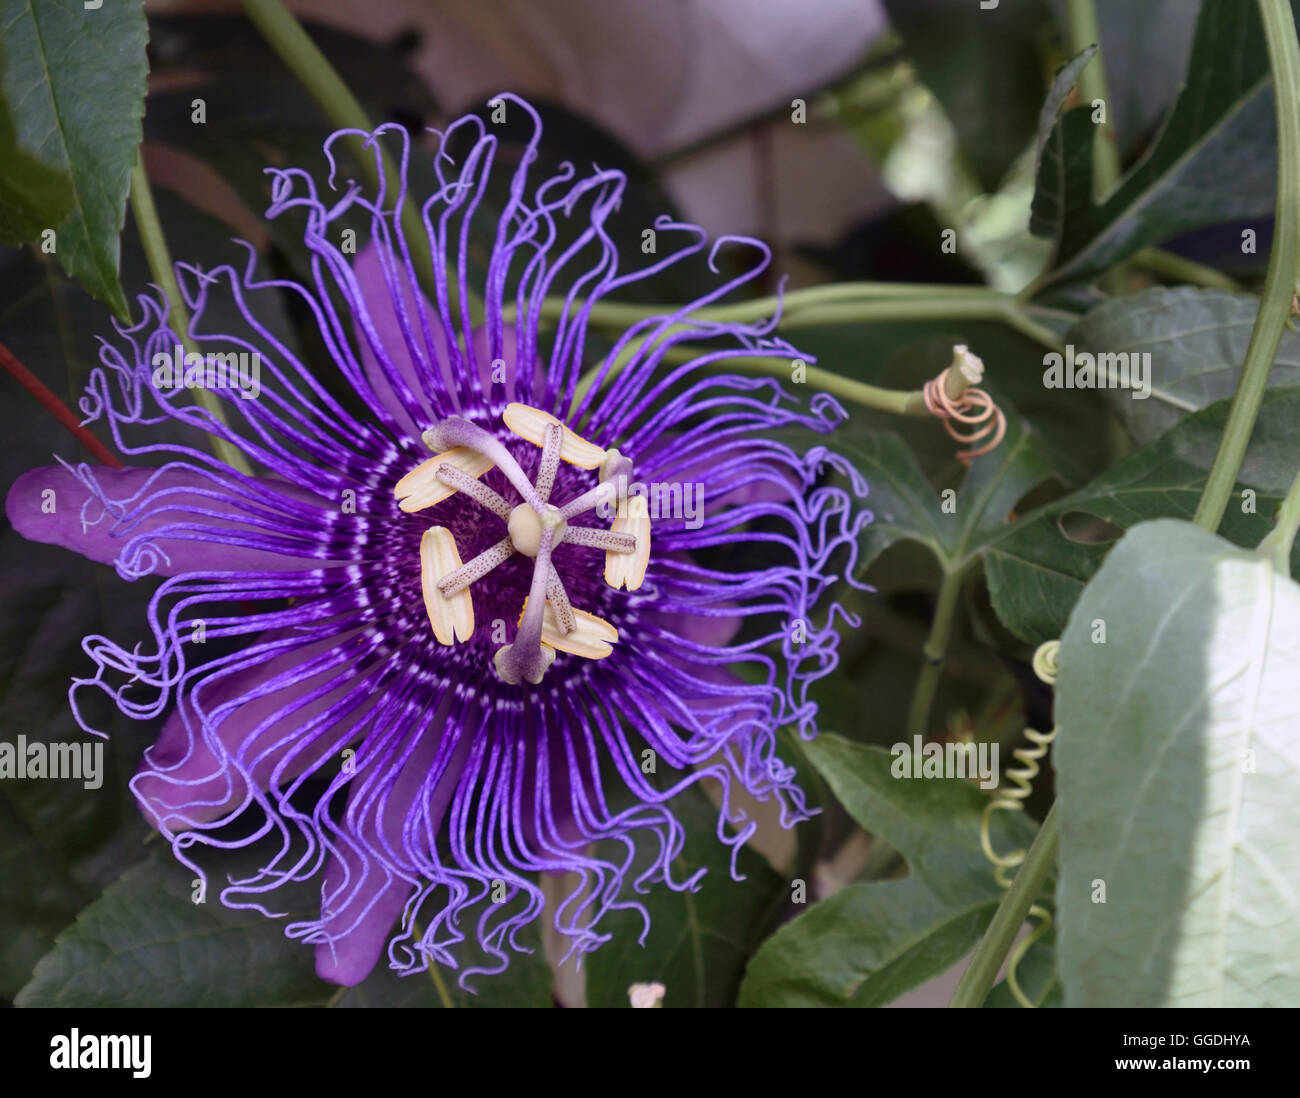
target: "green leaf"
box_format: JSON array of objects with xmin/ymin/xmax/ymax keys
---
[
  {"xmin": 1054, "ymin": 519, "xmax": 1300, "ymax": 1006},
  {"xmin": 0, "ymin": 563, "xmax": 156, "ymax": 1000},
  {"xmin": 1029, "ymin": 49, "xmax": 1098, "ymax": 243},
  {"xmin": 842, "ymin": 431, "xmax": 948, "ymax": 572},
  {"xmin": 1032, "ymin": 0, "xmax": 1286, "ymax": 290},
  {"xmin": 16, "ymin": 846, "xmax": 330, "ymax": 1007},
  {"xmin": 0, "ymin": 110, "xmax": 74, "ymax": 244},
  {"xmin": 793, "ymin": 321, "xmax": 1108, "ymax": 488},
  {"xmin": 0, "ymin": 0, "xmax": 149, "ymax": 315},
  {"xmin": 1079, "ymin": 0, "xmax": 1200, "ymax": 160},
  {"xmin": 585, "ymin": 784, "xmax": 786, "ymax": 1008},
  {"xmin": 1069, "ymin": 287, "xmax": 1300, "ymax": 444},
  {"xmin": 800, "ymin": 734, "xmax": 1033, "ymax": 903},
  {"xmin": 984, "ymin": 388, "xmax": 1300, "ymax": 643},
  {"xmin": 16, "ymin": 844, "xmax": 554, "ymax": 1007},
  {"xmin": 0, "ymin": 257, "xmax": 158, "ymax": 1000},
  {"xmin": 883, "ymin": 0, "xmax": 1053, "ymax": 193},
  {"xmin": 0, "ymin": 795, "xmax": 95, "ymax": 998},
  {"xmin": 738, "ymin": 875, "xmax": 1001, "ymax": 1008},
  {"xmin": 834, "ymin": 403, "xmax": 1055, "ymax": 576},
  {"xmin": 1034, "ymin": 47, "xmax": 1097, "ymax": 160},
  {"xmin": 737, "ymin": 736, "xmax": 1035, "ymax": 1007}
]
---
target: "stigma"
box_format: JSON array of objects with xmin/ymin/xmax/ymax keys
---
[{"xmin": 395, "ymin": 404, "xmax": 650, "ymax": 684}]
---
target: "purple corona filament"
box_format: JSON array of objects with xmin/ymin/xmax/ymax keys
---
[{"xmin": 5, "ymin": 95, "xmax": 871, "ymax": 988}]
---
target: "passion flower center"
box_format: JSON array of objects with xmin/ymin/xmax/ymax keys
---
[
  {"xmin": 393, "ymin": 403, "xmax": 651, "ymax": 685},
  {"xmin": 508, "ymin": 502, "xmax": 567, "ymax": 558}
]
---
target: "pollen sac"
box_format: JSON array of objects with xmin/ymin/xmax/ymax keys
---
[
  {"xmin": 503, "ymin": 403, "xmax": 607, "ymax": 469},
  {"xmin": 395, "ymin": 447, "xmax": 494, "ymax": 512},
  {"xmin": 421, "ymin": 527, "xmax": 474, "ymax": 644},
  {"xmin": 605, "ymin": 495, "xmax": 650, "ymax": 591},
  {"xmin": 541, "ymin": 603, "xmax": 618, "ymax": 659},
  {"xmin": 518, "ymin": 597, "xmax": 619, "ymax": 660}
]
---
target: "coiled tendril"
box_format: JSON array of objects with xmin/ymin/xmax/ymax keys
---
[{"xmin": 979, "ymin": 639, "xmax": 1060, "ymax": 1007}]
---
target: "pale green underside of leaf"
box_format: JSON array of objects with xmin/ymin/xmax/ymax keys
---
[{"xmin": 1055, "ymin": 519, "xmax": 1300, "ymax": 1006}]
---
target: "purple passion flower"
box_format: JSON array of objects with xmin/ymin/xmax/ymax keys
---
[{"xmin": 6, "ymin": 96, "xmax": 869, "ymax": 987}]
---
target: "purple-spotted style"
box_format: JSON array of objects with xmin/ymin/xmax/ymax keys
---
[{"xmin": 6, "ymin": 97, "xmax": 869, "ymax": 987}]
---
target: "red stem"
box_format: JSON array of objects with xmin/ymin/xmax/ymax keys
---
[{"xmin": 0, "ymin": 339, "xmax": 124, "ymax": 468}]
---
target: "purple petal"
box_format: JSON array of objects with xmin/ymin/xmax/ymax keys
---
[
  {"xmin": 314, "ymin": 859, "xmax": 413, "ymax": 986},
  {"xmin": 351, "ymin": 244, "xmax": 440, "ymax": 438},
  {"xmin": 314, "ymin": 709, "xmax": 469, "ymax": 985},
  {"xmin": 352, "ymin": 243, "xmax": 537, "ymax": 432},
  {"xmin": 6, "ymin": 464, "xmax": 333, "ymax": 576},
  {"xmin": 642, "ymin": 592, "xmax": 744, "ymax": 649},
  {"xmin": 644, "ymin": 433, "xmax": 800, "ymax": 512},
  {"xmin": 133, "ymin": 628, "xmax": 371, "ymax": 832}
]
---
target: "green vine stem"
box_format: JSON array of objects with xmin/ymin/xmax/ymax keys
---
[
  {"xmin": 1066, "ymin": 0, "xmax": 1126, "ymax": 296},
  {"xmin": 578, "ymin": 338, "xmax": 989, "ymax": 425},
  {"xmin": 950, "ymin": 0, "xmax": 1300, "ymax": 1008},
  {"xmin": 1194, "ymin": 0, "xmax": 1300, "ymax": 532},
  {"xmin": 568, "ymin": 286, "xmax": 1061, "ymax": 417},
  {"xmin": 949, "ymin": 802, "xmax": 1060, "ymax": 1008},
  {"xmin": 130, "ymin": 153, "xmax": 253, "ymax": 476},
  {"xmin": 531, "ymin": 280, "xmax": 995, "ymax": 326},
  {"xmin": 1129, "ymin": 247, "xmax": 1244, "ymax": 293},
  {"xmin": 556, "ymin": 284, "xmax": 1063, "ymax": 353},
  {"xmin": 906, "ymin": 560, "xmax": 977, "ymax": 739},
  {"xmin": 1258, "ymin": 462, "xmax": 1300, "ymax": 573},
  {"xmin": 1066, "ymin": 0, "xmax": 1121, "ymax": 200},
  {"xmin": 757, "ymin": 298, "xmax": 1063, "ymax": 348},
  {"xmin": 239, "ymin": 0, "xmax": 476, "ymax": 320},
  {"xmin": 583, "ymin": 344, "xmax": 930, "ymax": 417}
]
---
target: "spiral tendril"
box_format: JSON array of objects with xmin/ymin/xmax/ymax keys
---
[
  {"xmin": 979, "ymin": 639, "xmax": 1060, "ymax": 1007},
  {"xmin": 922, "ymin": 366, "xmax": 1007, "ymax": 466}
]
